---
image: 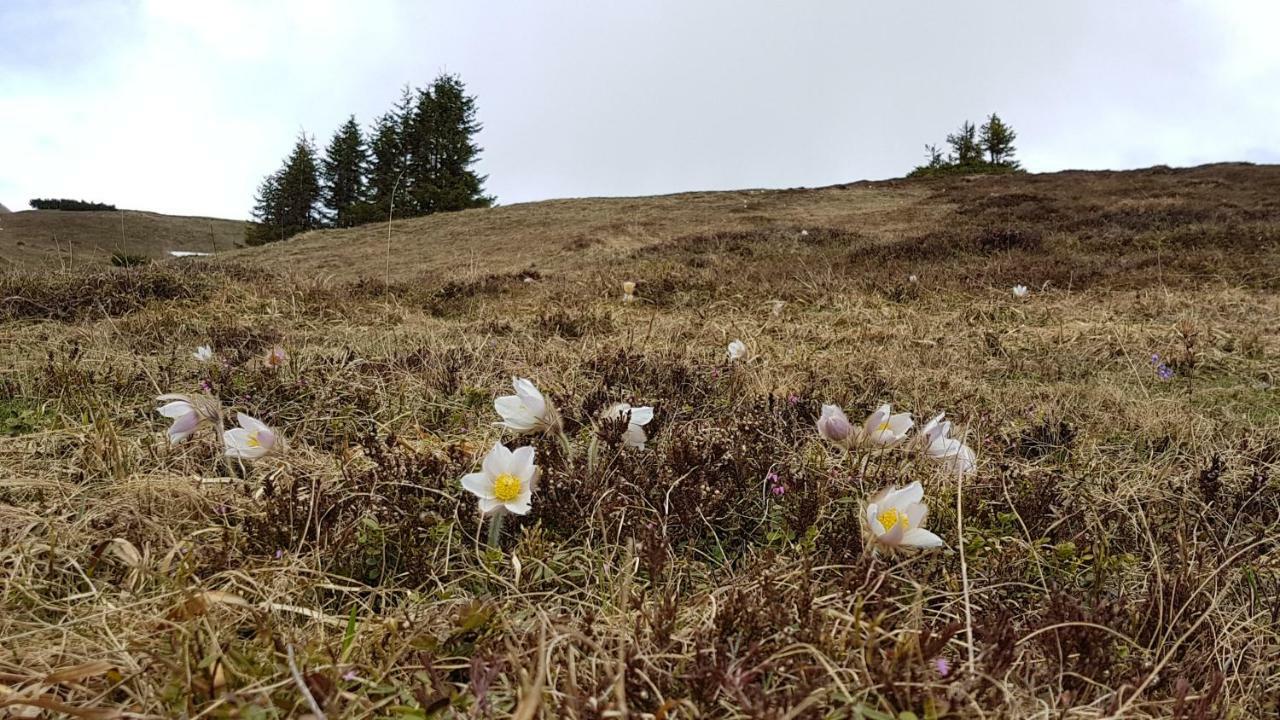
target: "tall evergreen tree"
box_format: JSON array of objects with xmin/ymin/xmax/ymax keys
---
[
  {"xmin": 417, "ymin": 74, "xmax": 492, "ymax": 213},
  {"xmin": 267, "ymin": 133, "xmax": 323, "ymax": 241},
  {"xmin": 979, "ymin": 113, "xmax": 1019, "ymax": 166},
  {"xmin": 320, "ymin": 116, "xmax": 370, "ymax": 227},
  {"xmin": 946, "ymin": 121, "xmax": 983, "ymax": 166},
  {"xmin": 403, "ymin": 85, "xmax": 440, "ymax": 214},
  {"xmin": 245, "ymin": 171, "xmax": 283, "ymax": 245},
  {"xmin": 366, "ymin": 112, "xmax": 406, "ymax": 218}
]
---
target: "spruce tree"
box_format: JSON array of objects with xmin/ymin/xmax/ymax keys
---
[
  {"xmin": 403, "ymin": 85, "xmax": 440, "ymax": 214},
  {"xmin": 245, "ymin": 171, "xmax": 282, "ymax": 245},
  {"xmin": 320, "ymin": 116, "xmax": 370, "ymax": 227},
  {"xmin": 946, "ymin": 121, "xmax": 983, "ymax": 166},
  {"xmin": 979, "ymin": 113, "xmax": 1019, "ymax": 167},
  {"xmin": 366, "ymin": 111, "xmax": 406, "ymax": 219},
  {"xmin": 274, "ymin": 133, "xmax": 323, "ymax": 240},
  {"xmin": 420, "ymin": 74, "xmax": 492, "ymax": 212}
]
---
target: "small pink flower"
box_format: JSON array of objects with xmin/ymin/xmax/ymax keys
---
[{"xmin": 934, "ymin": 657, "xmax": 951, "ymax": 677}]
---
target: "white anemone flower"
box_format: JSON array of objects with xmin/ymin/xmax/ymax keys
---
[
  {"xmin": 494, "ymin": 377, "xmax": 560, "ymax": 434},
  {"xmin": 223, "ymin": 413, "xmax": 279, "ymax": 460},
  {"xmin": 601, "ymin": 402, "xmax": 654, "ymax": 449},
  {"xmin": 816, "ymin": 404, "xmax": 854, "ymax": 446},
  {"xmin": 866, "ymin": 481, "xmax": 944, "ymax": 548},
  {"xmin": 726, "ymin": 339, "xmax": 747, "ymax": 362},
  {"xmin": 771, "ymin": 300, "xmax": 785, "ymax": 316},
  {"xmin": 156, "ymin": 393, "xmax": 219, "ymax": 443},
  {"xmin": 193, "ymin": 345, "xmax": 213, "ymax": 362},
  {"xmin": 856, "ymin": 404, "xmax": 913, "ymax": 448},
  {"xmin": 622, "ymin": 281, "xmax": 636, "ymax": 303},
  {"xmin": 908, "ymin": 274, "xmax": 919, "ymax": 284},
  {"xmin": 461, "ymin": 442, "xmax": 537, "ymax": 515},
  {"xmin": 919, "ymin": 412, "xmax": 977, "ymax": 475},
  {"xmin": 1012, "ymin": 284, "xmax": 1029, "ymax": 298}
]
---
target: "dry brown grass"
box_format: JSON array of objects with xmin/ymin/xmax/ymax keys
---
[
  {"xmin": 0, "ymin": 209, "xmax": 243, "ymax": 270},
  {"xmin": 2, "ymin": 163, "xmax": 1279, "ymax": 718}
]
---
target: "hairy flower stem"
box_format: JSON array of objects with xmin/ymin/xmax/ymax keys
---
[
  {"xmin": 487, "ymin": 512, "xmax": 506, "ymax": 548},
  {"xmin": 556, "ymin": 430, "xmax": 575, "ymax": 467}
]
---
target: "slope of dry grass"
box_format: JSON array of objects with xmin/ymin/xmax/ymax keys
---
[
  {"xmin": 0, "ymin": 209, "xmax": 243, "ymax": 270},
  {"xmin": 1, "ymin": 164, "xmax": 1279, "ymax": 718}
]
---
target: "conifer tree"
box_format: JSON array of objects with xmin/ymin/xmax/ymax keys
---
[
  {"xmin": 257, "ymin": 133, "xmax": 323, "ymax": 241},
  {"xmin": 979, "ymin": 112, "xmax": 1019, "ymax": 166},
  {"xmin": 366, "ymin": 111, "xmax": 406, "ymax": 218},
  {"xmin": 320, "ymin": 116, "xmax": 370, "ymax": 227},
  {"xmin": 245, "ymin": 171, "xmax": 282, "ymax": 245},
  {"xmin": 402, "ymin": 85, "xmax": 440, "ymax": 214},
  {"xmin": 417, "ymin": 74, "xmax": 492, "ymax": 213},
  {"xmin": 946, "ymin": 121, "xmax": 983, "ymax": 166}
]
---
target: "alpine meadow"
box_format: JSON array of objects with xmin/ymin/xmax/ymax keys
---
[{"xmin": 3, "ymin": 4, "xmax": 1280, "ymax": 719}]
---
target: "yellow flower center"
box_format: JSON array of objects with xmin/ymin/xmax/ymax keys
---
[
  {"xmin": 877, "ymin": 507, "xmax": 909, "ymax": 532},
  {"xmin": 493, "ymin": 473, "xmax": 522, "ymax": 502},
  {"xmin": 877, "ymin": 421, "xmax": 891, "ymax": 433},
  {"xmin": 247, "ymin": 432, "xmax": 261, "ymax": 448}
]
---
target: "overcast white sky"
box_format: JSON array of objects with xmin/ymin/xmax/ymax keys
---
[{"xmin": 2, "ymin": 0, "xmax": 1278, "ymax": 219}]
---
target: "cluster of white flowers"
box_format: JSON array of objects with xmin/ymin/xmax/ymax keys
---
[
  {"xmin": 817, "ymin": 401, "xmax": 977, "ymax": 548},
  {"xmin": 153, "ymin": 345, "xmax": 282, "ymax": 462}
]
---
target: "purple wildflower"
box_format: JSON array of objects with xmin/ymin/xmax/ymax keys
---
[{"xmin": 934, "ymin": 657, "xmax": 951, "ymax": 677}]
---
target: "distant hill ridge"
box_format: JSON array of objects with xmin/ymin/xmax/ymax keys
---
[{"xmin": 0, "ymin": 208, "xmax": 243, "ymax": 269}]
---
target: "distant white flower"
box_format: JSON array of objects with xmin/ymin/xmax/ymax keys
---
[
  {"xmin": 622, "ymin": 280, "xmax": 636, "ymax": 303},
  {"xmin": 866, "ymin": 481, "xmax": 943, "ymax": 548},
  {"xmin": 265, "ymin": 346, "xmax": 288, "ymax": 368},
  {"xmin": 908, "ymin": 274, "xmax": 919, "ymax": 284},
  {"xmin": 193, "ymin": 345, "xmax": 213, "ymax": 362},
  {"xmin": 461, "ymin": 442, "xmax": 537, "ymax": 515},
  {"xmin": 771, "ymin": 300, "xmax": 785, "ymax": 316},
  {"xmin": 816, "ymin": 404, "xmax": 854, "ymax": 446},
  {"xmin": 223, "ymin": 413, "xmax": 279, "ymax": 460},
  {"xmin": 856, "ymin": 403, "xmax": 913, "ymax": 448},
  {"xmin": 918, "ymin": 412, "xmax": 977, "ymax": 475},
  {"xmin": 494, "ymin": 377, "xmax": 560, "ymax": 434},
  {"xmin": 1012, "ymin": 284, "xmax": 1029, "ymax": 298},
  {"xmin": 726, "ymin": 339, "xmax": 747, "ymax": 362},
  {"xmin": 601, "ymin": 402, "xmax": 654, "ymax": 449},
  {"xmin": 156, "ymin": 393, "xmax": 219, "ymax": 443},
  {"xmin": 800, "ymin": 229, "xmax": 809, "ymax": 237}
]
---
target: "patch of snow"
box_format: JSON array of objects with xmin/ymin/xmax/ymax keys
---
[{"xmin": 169, "ymin": 250, "xmax": 213, "ymax": 258}]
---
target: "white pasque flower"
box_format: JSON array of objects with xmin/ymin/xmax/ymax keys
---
[
  {"xmin": 866, "ymin": 481, "xmax": 943, "ymax": 548},
  {"xmin": 816, "ymin": 404, "xmax": 854, "ymax": 446},
  {"xmin": 461, "ymin": 442, "xmax": 537, "ymax": 515},
  {"xmin": 919, "ymin": 412, "xmax": 976, "ymax": 475},
  {"xmin": 156, "ymin": 393, "xmax": 219, "ymax": 443},
  {"xmin": 908, "ymin": 274, "xmax": 919, "ymax": 284},
  {"xmin": 601, "ymin": 402, "xmax": 654, "ymax": 449},
  {"xmin": 771, "ymin": 300, "xmax": 785, "ymax": 316},
  {"xmin": 1012, "ymin": 284, "xmax": 1029, "ymax": 298},
  {"xmin": 622, "ymin": 281, "xmax": 636, "ymax": 303},
  {"xmin": 726, "ymin": 339, "xmax": 747, "ymax": 362},
  {"xmin": 223, "ymin": 413, "xmax": 279, "ymax": 460},
  {"xmin": 916, "ymin": 412, "xmax": 972, "ymax": 474},
  {"xmin": 856, "ymin": 403, "xmax": 913, "ymax": 448},
  {"xmin": 193, "ymin": 345, "xmax": 213, "ymax": 362},
  {"xmin": 494, "ymin": 377, "xmax": 560, "ymax": 434}
]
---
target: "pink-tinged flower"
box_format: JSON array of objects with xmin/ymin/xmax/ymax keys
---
[
  {"xmin": 193, "ymin": 345, "xmax": 213, "ymax": 362},
  {"xmin": 1012, "ymin": 284, "xmax": 1029, "ymax": 298},
  {"xmin": 223, "ymin": 413, "xmax": 279, "ymax": 460},
  {"xmin": 866, "ymin": 481, "xmax": 943, "ymax": 548},
  {"xmin": 494, "ymin": 377, "xmax": 560, "ymax": 434},
  {"xmin": 600, "ymin": 402, "xmax": 654, "ymax": 449},
  {"xmin": 264, "ymin": 346, "xmax": 288, "ymax": 368},
  {"xmin": 816, "ymin": 404, "xmax": 854, "ymax": 446},
  {"xmin": 461, "ymin": 442, "xmax": 537, "ymax": 515},
  {"xmin": 855, "ymin": 404, "xmax": 913, "ymax": 448},
  {"xmin": 156, "ymin": 393, "xmax": 220, "ymax": 443},
  {"xmin": 934, "ymin": 657, "xmax": 951, "ymax": 677}
]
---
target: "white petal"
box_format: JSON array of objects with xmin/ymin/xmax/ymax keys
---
[
  {"xmin": 481, "ymin": 442, "xmax": 511, "ymax": 477},
  {"xmin": 512, "ymin": 377, "xmax": 547, "ymax": 418},
  {"xmin": 866, "ymin": 503, "xmax": 886, "ymax": 536},
  {"xmin": 478, "ymin": 497, "xmax": 503, "ymax": 515},
  {"xmin": 627, "ymin": 406, "xmax": 654, "ymax": 426},
  {"xmin": 863, "ymin": 404, "xmax": 890, "ymax": 434},
  {"xmin": 881, "ymin": 481, "xmax": 924, "ymax": 510},
  {"xmin": 887, "ymin": 413, "xmax": 913, "ymax": 435},
  {"xmin": 902, "ymin": 528, "xmax": 944, "ymax": 548},
  {"xmin": 509, "ymin": 445, "xmax": 536, "ymax": 481},
  {"xmin": 237, "ymin": 413, "xmax": 270, "ymax": 433},
  {"xmin": 906, "ymin": 503, "xmax": 928, "ymax": 528},
  {"xmin": 504, "ymin": 499, "xmax": 532, "ymax": 515},
  {"xmin": 878, "ymin": 521, "xmax": 907, "ymax": 545},
  {"xmin": 623, "ymin": 425, "xmax": 647, "ymax": 449},
  {"xmin": 158, "ymin": 400, "xmax": 194, "ymax": 419},
  {"xmin": 461, "ymin": 472, "xmax": 494, "ymax": 499}
]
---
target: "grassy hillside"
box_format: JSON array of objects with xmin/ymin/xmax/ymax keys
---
[
  {"xmin": 1, "ymin": 164, "xmax": 1279, "ymax": 718},
  {"xmin": 0, "ymin": 208, "xmax": 243, "ymax": 269}
]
